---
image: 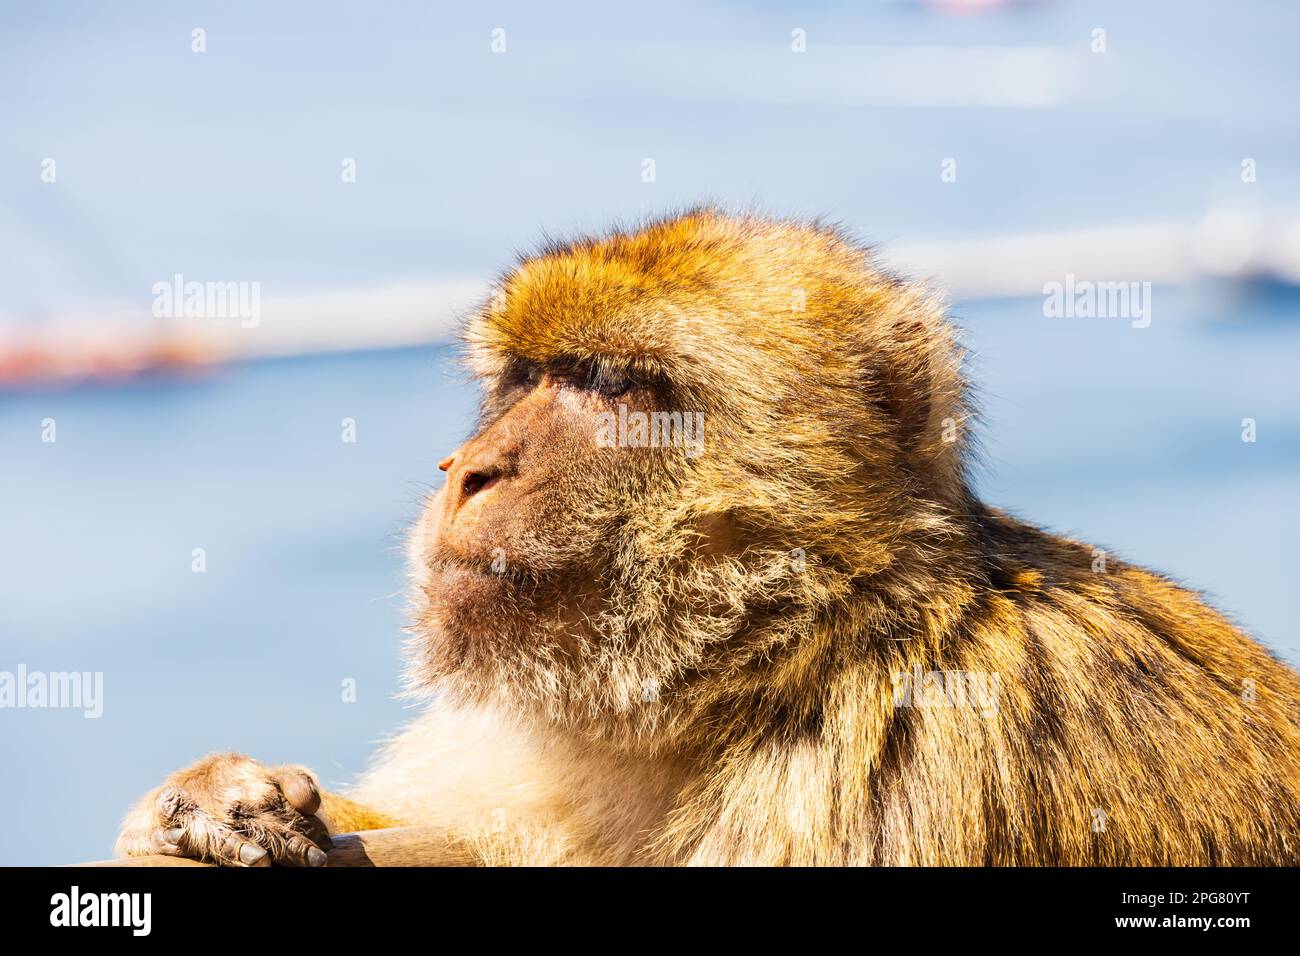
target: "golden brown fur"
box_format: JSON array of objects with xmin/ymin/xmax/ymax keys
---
[{"xmin": 117, "ymin": 208, "xmax": 1300, "ymax": 866}]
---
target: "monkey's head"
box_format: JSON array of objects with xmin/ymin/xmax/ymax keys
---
[{"xmin": 409, "ymin": 209, "xmax": 973, "ymax": 749}]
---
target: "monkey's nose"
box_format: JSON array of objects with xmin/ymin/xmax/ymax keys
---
[
  {"xmin": 460, "ymin": 468, "xmax": 500, "ymax": 502},
  {"xmin": 438, "ymin": 455, "xmax": 455, "ymax": 472}
]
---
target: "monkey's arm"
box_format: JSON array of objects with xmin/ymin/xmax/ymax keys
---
[
  {"xmin": 115, "ymin": 700, "xmax": 662, "ymax": 866},
  {"xmin": 113, "ymin": 704, "xmax": 555, "ymax": 867}
]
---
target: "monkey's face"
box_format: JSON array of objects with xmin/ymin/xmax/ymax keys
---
[
  {"xmin": 407, "ymin": 211, "xmax": 969, "ymax": 743},
  {"xmin": 418, "ymin": 357, "xmax": 657, "ymax": 617},
  {"xmin": 409, "ymin": 351, "xmax": 691, "ymax": 715}
]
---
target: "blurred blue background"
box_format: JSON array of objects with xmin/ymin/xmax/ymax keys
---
[{"xmin": 1, "ymin": 0, "xmax": 1297, "ymax": 865}]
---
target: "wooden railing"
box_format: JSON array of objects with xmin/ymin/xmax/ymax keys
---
[{"xmin": 72, "ymin": 826, "xmax": 457, "ymax": 867}]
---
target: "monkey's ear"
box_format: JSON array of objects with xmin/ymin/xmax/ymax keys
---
[
  {"xmin": 875, "ymin": 314, "xmax": 969, "ymax": 496},
  {"xmin": 881, "ymin": 329, "xmax": 933, "ymax": 451}
]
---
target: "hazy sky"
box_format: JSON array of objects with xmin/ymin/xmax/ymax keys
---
[{"xmin": 2, "ymin": 0, "xmax": 1297, "ymax": 319}]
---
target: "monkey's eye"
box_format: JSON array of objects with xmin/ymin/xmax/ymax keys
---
[
  {"xmin": 581, "ymin": 364, "xmax": 635, "ymax": 398},
  {"xmin": 502, "ymin": 359, "xmax": 542, "ymax": 391}
]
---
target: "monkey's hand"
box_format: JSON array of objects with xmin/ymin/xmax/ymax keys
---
[{"xmin": 114, "ymin": 753, "xmax": 332, "ymax": 867}]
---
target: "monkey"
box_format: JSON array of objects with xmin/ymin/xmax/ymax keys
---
[{"xmin": 115, "ymin": 208, "xmax": 1300, "ymax": 866}]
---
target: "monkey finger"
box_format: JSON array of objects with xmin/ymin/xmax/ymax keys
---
[
  {"xmin": 153, "ymin": 785, "xmax": 197, "ymax": 828},
  {"xmin": 146, "ymin": 830, "xmax": 189, "ymax": 857},
  {"xmin": 170, "ymin": 817, "xmax": 270, "ymax": 867},
  {"xmin": 275, "ymin": 832, "xmax": 329, "ymax": 867},
  {"xmin": 213, "ymin": 829, "xmax": 271, "ymax": 867},
  {"xmin": 299, "ymin": 814, "xmax": 334, "ymax": 850},
  {"xmin": 148, "ymin": 788, "xmax": 215, "ymax": 861},
  {"xmin": 274, "ymin": 768, "xmax": 322, "ymax": 816}
]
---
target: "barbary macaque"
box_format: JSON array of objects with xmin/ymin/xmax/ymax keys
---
[{"xmin": 116, "ymin": 210, "xmax": 1300, "ymax": 865}]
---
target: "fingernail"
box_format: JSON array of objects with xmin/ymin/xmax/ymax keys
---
[
  {"xmin": 307, "ymin": 847, "xmax": 328, "ymax": 867},
  {"xmin": 240, "ymin": 844, "xmax": 268, "ymax": 865},
  {"xmin": 163, "ymin": 827, "xmax": 185, "ymax": 845}
]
